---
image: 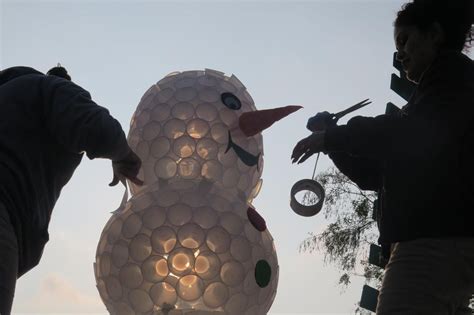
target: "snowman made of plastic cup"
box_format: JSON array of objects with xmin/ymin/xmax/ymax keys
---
[{"xmin": 94, "ymin": 69, "xmax": 301, "ymax": 315}]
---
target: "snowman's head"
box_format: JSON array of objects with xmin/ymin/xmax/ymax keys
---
[{"xmin": 128, "ymin": 69, "xmax": 300, "ymax": 200}]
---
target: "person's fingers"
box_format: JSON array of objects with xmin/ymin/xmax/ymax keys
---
[
  {"xmin": 117, "ymin": 168, "xmax": 138, "ymax": 181},
  {"xmin": 122, "ymin": 164, "xmax": 141, "ymax": 175},
  {"xmin": 291, "ymin": 147, "xmax": 304, "ymax": 163},
  {"xmin": 297, "ymin": 150, "xmax": 314, "ymax": 164},
  {"xmin": 292, "ymin": 147, "xmax": 309, "ymax": 163},
  {"xmin": 113, "ymin": 164, "xmax": 143, "ymax": 186},
  {"xmin": 291, "ymin": 147, "xmax": 300, "ymax": 161},
  {"xmin": 109, "ymin": 173, "xmax": 120, "ymax": 187},
  {"xmin": 291, "ymin": 147, "xmax": 299, "ymax": 161},
  {"xmin": 292, "ymin": 146, "xmax": 308, "ymax": 162},
  {"xmin": 292, "ymin": 138, "xmax": 310, "ymax": 160},
  {"xmin": 116, "ymin": 159, "xmax": 140, "ymax": 168},
  {"xmin": 128, "ymin": 176, "xmax": 144, "ymax": 186}
]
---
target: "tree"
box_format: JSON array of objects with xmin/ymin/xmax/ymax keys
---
[
  {"xmin": 298, "ymin": 166, "xmax": 382, "ymax": 311},
  {"xmin": 299, "ymin": 166, "xmax": 474, "ymax": 314}
]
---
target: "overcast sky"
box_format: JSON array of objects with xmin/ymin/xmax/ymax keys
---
[{"xmin": 2, "ymin": 0, "xmax": 472, "ymax": 314}]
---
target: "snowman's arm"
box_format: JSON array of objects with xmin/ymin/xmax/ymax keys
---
[
  {"xmin": 327, "ymin": 152, "xmax": 381, "ymax": 191},
  {"xmin": 41, "ymin": 75, "xmax": 130, "ymax": 161}
]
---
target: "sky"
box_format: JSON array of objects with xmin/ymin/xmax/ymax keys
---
[{"xmin": 2, "ymin": 0, "xmax": 472, "ymax": 314}]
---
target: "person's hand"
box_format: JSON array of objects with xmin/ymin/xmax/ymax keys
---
[
  {"xmin": 306, "ymin": 111, "xmax": 337, "ymax": 132},
  {"xmin": 109, "ymin": 148, "xmax": 144, "ymax": 187},
  {"xmin": 291, "ymin": 131, "xmax": 326, "ymax": 164}
]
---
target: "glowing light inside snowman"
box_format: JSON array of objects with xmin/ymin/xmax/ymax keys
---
[{"xmin": 94, "ymin": 69, "xmax": 300, "ymax": 314}]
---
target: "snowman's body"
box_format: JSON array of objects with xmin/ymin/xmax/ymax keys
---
[{"xmin": 95, "ymin": 70, "xmax": 279, "ymax": 315}]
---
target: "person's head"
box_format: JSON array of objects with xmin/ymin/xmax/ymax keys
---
[
  {"xmin": 394, "ymin": 0, "xmax": 473, "ymax": 83},
  {"xmin": 46, "ymin": 64, "xmax": 71, "ymax": 81}
]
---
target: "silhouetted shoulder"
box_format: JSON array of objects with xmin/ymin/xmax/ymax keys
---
[
  {"xmin": 423, "ymin": 51, "xmax": 473, "ymax": 83},
  {"xmin": 0, "ymin": 66, "xmax": 43, "ymax": 86},
  {"xmin": 412, "ymin": 51, "xmax": 473, "ymax": 108}
]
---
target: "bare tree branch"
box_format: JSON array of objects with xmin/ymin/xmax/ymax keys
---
[{"xmin": 299, "ymin": 167, "xmax": 382, "ymax": 292}]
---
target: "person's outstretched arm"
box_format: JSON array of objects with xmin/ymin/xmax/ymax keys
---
[
  {"xmin": 294, "ymin": 53, "xmax": 473, "ymax": 164},
  {"xmin": 304, "ymin": 109, "xmax": 382, "ymax": 191},
  {"xmin": 41, "ymin": 75, "xmax": 143, "ymax": 185},
  {"xmin": 325, "ymin": 55, "xmax": 473, "ymax": 160}
]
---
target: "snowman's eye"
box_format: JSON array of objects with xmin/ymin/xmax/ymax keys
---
[{"xmin": 221, "ymin": 92, "xmax": 241, "ymax": 110}]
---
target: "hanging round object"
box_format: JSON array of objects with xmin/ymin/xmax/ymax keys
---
[{"xmin": 290, "ymin": 179, "xmax": 325, "ymax": 217}]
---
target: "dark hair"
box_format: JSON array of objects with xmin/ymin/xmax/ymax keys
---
[
  {"xmin": 47, "ymin": 64, "xmax": 71, "ymax": 81},
  {"xmin": 394, "ymin": 0, "xmax": 474, "ymax": 52}
]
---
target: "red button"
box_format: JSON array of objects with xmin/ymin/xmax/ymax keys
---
[{"xmin": 247, "ymin": 207, "xmax": 266, "ymax": 232}]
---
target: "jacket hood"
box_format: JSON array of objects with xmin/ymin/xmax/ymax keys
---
[{"xmin": 0, "ymin": 66, "xmax": 43, "ymax": 86}]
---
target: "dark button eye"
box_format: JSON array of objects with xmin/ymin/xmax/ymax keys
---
[{"xmin": 221, "ymin": 92, "xmax": 241, "ymax": 110}]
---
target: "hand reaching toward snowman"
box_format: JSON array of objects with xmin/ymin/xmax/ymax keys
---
[{"xmin": 291, "ymin": 131, "xmax": 326, "ymax": 164}]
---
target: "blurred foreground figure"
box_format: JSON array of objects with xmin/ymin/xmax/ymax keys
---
[
  {"xmin": 0, "ymin": 65, "xmax": 142, "ymax": 314},
  {"xmin": 292, "ymin": 0, "xmax": 474, "ymax": 313}
]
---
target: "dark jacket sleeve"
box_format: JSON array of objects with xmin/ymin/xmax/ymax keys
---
[
  {"xmin": 324, "ymin": 53, "xmax": 473, "ymax": 161},
  {"xmin": 323, "ymin": 113, "xmax": 439, "ymax": 160},
  {"xmin": 459, "ymin": 120, "xmax": 474, "ymax": 206},
  {"xmin": 40, "ymin": 76, "xmax": 130, "ymax": 160},
  {"xmin": 327, "ymin": 152, "xmax": 382, "ymax": 191},
  {"xmin": 325, "ymin": 105, "xmax": 402, "ymax": 192}
]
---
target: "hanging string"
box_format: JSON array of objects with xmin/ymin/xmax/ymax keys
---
[{"xmin": 311, "ymin": 152, "xmax": 320, "ymax": 180}]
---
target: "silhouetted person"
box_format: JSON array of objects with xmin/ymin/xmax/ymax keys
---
[
  {"xmin": 292, "ymin": 0, "xmax": 474, "ymax": 313},
  {"xmin": 0, "ymin": 65, "xmax": 143, "ymax": 314}
]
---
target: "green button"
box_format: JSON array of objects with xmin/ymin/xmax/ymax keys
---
[{"xmin": 255, "ymin": 260, "xmax": 271, "ymax": 288}]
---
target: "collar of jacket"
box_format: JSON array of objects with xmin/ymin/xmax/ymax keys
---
[
  {"xmin": 402, "ymin": 50, "xmax": 472, "ymax": 114},
  {"xmin": 417, "ymin": 50, "xmax": 468, "ymax": 88}
]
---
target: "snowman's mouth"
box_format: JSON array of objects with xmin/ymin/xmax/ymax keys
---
[{"xmin": 225, "ymin": 131, "xmax": 260, "ymax": 169}]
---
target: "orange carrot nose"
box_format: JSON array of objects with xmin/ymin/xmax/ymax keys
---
[{"xmin": 239, "ymin": 105, "xmax": 303, "ymax": 137}]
